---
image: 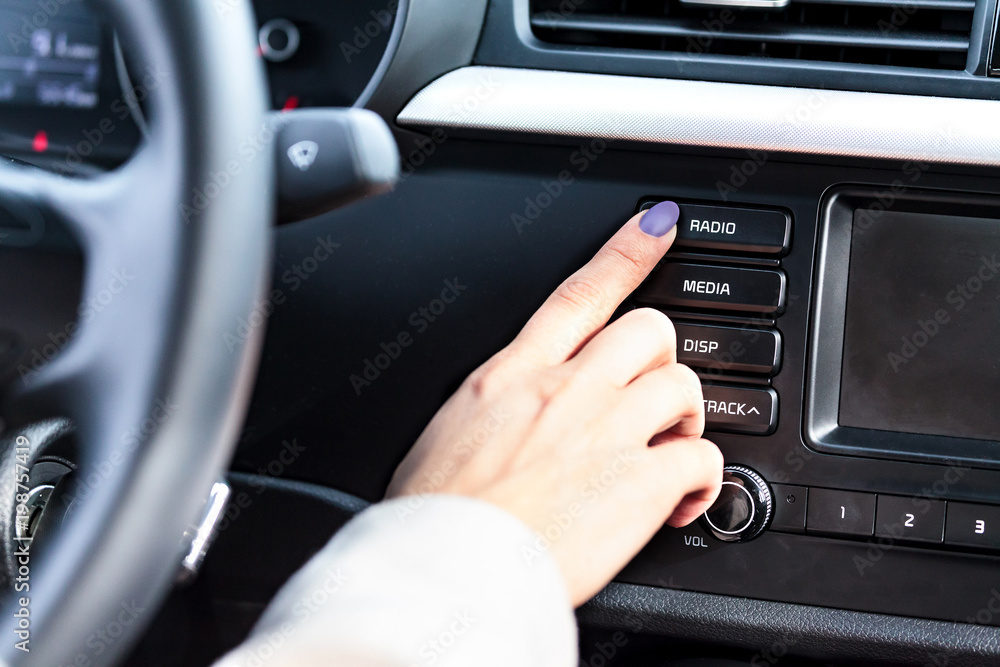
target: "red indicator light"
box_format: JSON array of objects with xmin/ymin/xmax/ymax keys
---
[
  {"xmin": 281, "ymin": 96, "xmax": 300, "ymax": 112},
  {"xmin": 32, "ymin": 130, "xmax": 48, "ymax": 153}
]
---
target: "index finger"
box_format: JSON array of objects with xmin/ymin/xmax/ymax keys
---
[{"xmin": 511, "ymin": 201, "xmax": 681, "ymax": 365}]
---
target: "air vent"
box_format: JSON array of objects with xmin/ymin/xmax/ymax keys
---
[{"xmin": 530, "ymin": 0, "xmax": 975, "ymax": 70}]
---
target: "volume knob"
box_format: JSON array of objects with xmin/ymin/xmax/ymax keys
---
[{"xmin": 701, "ymin": 465, "xmax": 773, "ymax": 542}]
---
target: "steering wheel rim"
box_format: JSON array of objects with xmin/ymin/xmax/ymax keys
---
[{"xmin": 0, "ymin": 1, "xmax": 272, "ymax": 664}]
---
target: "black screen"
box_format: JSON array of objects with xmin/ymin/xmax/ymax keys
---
[{"xmin": 839, "ymin": 209, "xmax": 1000, "ymax": 441}]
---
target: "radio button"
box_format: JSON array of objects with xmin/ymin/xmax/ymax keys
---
[
  {"xmin": 637, "ymin": 263, "xmax": 786, "ymax": 314},
  {"xmin": 701, "ymin": 385, "xmax": 777, "ymax": 435},
  {"xmin": 806, "ymin": 489, "xmax": 876, "ymax": 538},
  {"xmin": 944, "ymin": 503, "xmax": 1000, "ymax": 550},
  {"xmin": 668, "ymin": 202, "xmax": 791, "ymax": 255},
  {"xmin": 675, "ymin": 322, "xmax": 782, "ymax": 375}
]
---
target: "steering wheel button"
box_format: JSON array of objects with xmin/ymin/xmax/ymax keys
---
[{"xmin": 806, "ymin": 489, "xmax": 876, "ymax": 537}]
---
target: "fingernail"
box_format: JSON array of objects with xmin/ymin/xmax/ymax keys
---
[{"xmin": 639, "ymin": 201, "xmax": 680, "ymax": 238}]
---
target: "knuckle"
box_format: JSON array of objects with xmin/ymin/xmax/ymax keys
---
[
  {"xmin": 672, "ymin": 365, "xmax": 705, "ymax": 432},
  {"xmin": 554, "ymin": 275, "xmax": 609, "ymax": 316},
  {"xmin": 606, "ymin": 236, "xmax": 650, "ymax": 277},
  {"xmin": 698, "ymin": 439, "xmax": 724, "ymax": 472},
  {"xmin": 710, "ymin": 444, "xmax": 725, "ymax": 474},
  {"xmin": 673, "ymin": 364, "xmax": 704, "ymax": 399},
  {"xmin": 537, "ymin": 366, "xmax": 573, "ymax": 402},
  {"xmin": 466, "ymin": 357, "xmax": 515, "ymax": 400}
]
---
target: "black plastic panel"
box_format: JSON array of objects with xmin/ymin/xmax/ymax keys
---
[
  {"xmin": 253, "ymin": 0, "xmax": 397, "ymax": 109},
  {"xmin": 620, "ymin": 520, "xmax": 1000, "ymax": 625}
]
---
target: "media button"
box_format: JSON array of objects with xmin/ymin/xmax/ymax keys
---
[
  {"xmin": 944, "ymin": 503, "xmax": 1000, "ymax": 550},
  {"xmin": 637, "ymin": 263, "xmax": 786, "ymax": 314},
  {"xmin": 806, "ymin": 489, "xmax": 876, "ymax": 538},
  {"xmin": 675, "ymin": 322, "xmax": 782, "ymax": 375},
  {"xmin": 701, "ymin": 385, "xmax": 777, "ymax": 435}
]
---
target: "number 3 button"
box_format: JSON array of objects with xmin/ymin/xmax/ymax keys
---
[
  {"xmin": 945, "ymin": 503, "xmax": 1000, "ymax": 551},
  {"xmin": 875, "ymin": 495, "xmax": 945, "ymax": 544}
]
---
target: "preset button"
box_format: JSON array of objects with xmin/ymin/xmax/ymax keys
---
[
  {"xmin": 806, "ymin": 489, "xmax": 876, "ymax": 538},
  {"xmin": 945, "ymin": 503, "xmax": 1000, "ymax": 550},
  {"xmin": 875, "ymin": 495, "xmax": 945, "ymax": 544}
]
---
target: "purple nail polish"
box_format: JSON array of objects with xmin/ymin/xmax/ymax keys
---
[{"xmin": 639, "ymin": 201, "xmax": 680, "ymax": 238}]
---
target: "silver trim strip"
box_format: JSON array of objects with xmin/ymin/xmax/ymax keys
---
[
  {"xmin": 178, "ymin": 481, "xmax": 231, "ymax": 582},
  {"xmin": 679, "ymin": 0, "xmax": 789, "ymax": 9},
  {"xmin": 397, "ymin": 66, "xmax": 1000, "ymax": 166}
]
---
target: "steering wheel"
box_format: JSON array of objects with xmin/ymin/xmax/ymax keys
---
[{"xmin": 0, "ymin": 1, "xmax": 271, "ymax": 665}]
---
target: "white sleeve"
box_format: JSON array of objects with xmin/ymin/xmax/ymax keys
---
[{"xmin": 213, "ymin": 495, "xmax": 578, "ymax": 667}]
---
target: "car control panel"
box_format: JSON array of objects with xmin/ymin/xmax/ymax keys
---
[
  {"xmin": 769, "ymin": 481, "xmax": 1000, "ymax": 552},
  {"xmin": 632, "ymin": 199, "xmax": 790, "ymax": 437},
  {"xmin": 618, "ymin": 188, "xmax": 1000, "ymax": 627}
]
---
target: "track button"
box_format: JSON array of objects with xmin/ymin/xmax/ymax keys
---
[{"xmin": 701, "ymin": 384, "xmax": 778, "ymax": 435}]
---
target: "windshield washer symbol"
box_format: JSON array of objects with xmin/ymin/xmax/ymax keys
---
[{"xmin": 287, "ymin": 140, "xmax": 319, "ymax": 171}]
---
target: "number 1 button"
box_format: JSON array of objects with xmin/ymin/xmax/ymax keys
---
[
  {"xmin": 945, "ymin": 503, "xmax": 1000, "ymax": 551},
  {"xmin": 805, "ymin": 489, "xmax": 876, "ymax": 537}
]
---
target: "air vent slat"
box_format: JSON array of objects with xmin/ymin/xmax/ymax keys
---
[
  {"xmin": 530, "ymin": 0, "xmax": 974, "ymax": 70},
  {"xmin": 531, "ymin": 13, "xmax": 969, "ymax": 52}
]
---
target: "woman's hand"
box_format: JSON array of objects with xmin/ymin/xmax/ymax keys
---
[{"xmin": 386, "ymin": 202, "xmax": 723, "ymax": 607}]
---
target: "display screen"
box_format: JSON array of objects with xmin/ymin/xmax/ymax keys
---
[
  {"xmin": 839, "ymin": 209, "xmax": 1000, "ymax": 441},
  {"xmin": 0, "ymin": 0, "xmax": 102, "ymax": 109}
]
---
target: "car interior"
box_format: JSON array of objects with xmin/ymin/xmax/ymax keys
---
[{"xmin": 1, "ymin": 0, "xmax": 1000, "ymax": 665}]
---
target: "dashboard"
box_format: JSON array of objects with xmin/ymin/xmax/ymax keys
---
[
  {"xmin": 235, "ymin": 0, "xmax": 1000, "ymax": 663},
  {"xmin": 7, "ymin": 0, "xmax": 1000, "ymax": 665},
  {"xmin": 0, "ymin": 0, "xmax": 134, "ymax": 167},
  {"xmin": 236, "ymin": 131, "xmax": 1000, "ymax": 665},
  {"xmin": 0, "ymin": 0, "xmax": 396, "ymax": 169}
]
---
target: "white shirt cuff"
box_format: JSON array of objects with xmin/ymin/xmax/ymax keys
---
[{"xmin": 215, "ymin": 494, "xmax": 578, "ymax": 667}]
